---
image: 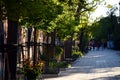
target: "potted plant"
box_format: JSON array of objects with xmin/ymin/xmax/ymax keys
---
[{"xmin": 22, "ymin": 58, "xmax": 44, "ymax": 80}]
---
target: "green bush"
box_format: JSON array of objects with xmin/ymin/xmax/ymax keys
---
[
  {"xmin": 57, "ymin": 61, "xmax": 70, "ymax": 68},
  {"xmin": 72, "ymin": 51, "xmax": 83, "ymax": 59},
  {"xmin": 44, "ymin": 61, "xmax": 59, "ymax": 74},
  {"xmin": 22, "ymin": 58, "xmax": 43, "ymax": 80}
]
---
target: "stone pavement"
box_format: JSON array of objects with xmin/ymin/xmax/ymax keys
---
[{"xmin": 45, "ymin": 49, "xmax": 120, "ymax": 80}]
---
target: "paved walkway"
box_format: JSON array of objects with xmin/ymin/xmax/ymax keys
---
[{"xmin": 45, "ymin": 49, "xmax": 120, "ymax": 80}]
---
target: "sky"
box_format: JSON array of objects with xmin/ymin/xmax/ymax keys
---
[{"xmin": 90, "ymin": 0, "xmax": 120, "ymax": 21}]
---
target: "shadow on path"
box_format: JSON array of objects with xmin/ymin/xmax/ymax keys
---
[
  {"xmin": 45, "ymin": 49, "xmax": 120, "ymax": 80},
  {"xmin": 91, "ymin": 75, "xmax": 120, "ymax": 80}
]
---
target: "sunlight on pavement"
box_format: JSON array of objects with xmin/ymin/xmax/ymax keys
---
[
  {"xmin": 45, "ymin": 67, "xmax": 120, "ymax": 80},
  {"xmin": 44, "ymin": 49, "xmax": 120, "ymax": 80}
]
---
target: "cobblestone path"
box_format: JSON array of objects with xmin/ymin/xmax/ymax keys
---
[{"xmin": 45, "ymin": 49, "xmax": 120, "ymax": 80}]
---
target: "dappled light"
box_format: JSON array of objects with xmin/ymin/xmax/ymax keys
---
[
  {"xmin": 0, "ymin": 0, "xmax": 120, "ymax": 80},
  {"xmin": 45, "ymin": 49, "xmax": 120, "ymax": 80}
]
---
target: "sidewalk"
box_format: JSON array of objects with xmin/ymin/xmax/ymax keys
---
[{"xmin": 45, "ymin": 49, "xmax": 120, "ymax": 80}]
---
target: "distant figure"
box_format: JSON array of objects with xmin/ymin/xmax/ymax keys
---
[
  {"xmin": 96, "ymin": 41, "xmax": 101, "ymax": 50},
  {"xmin": 92, "ymin": 40, "xmax": 95, "ymax": 51},
  {"xmin": 89, "ymin": 40, "xmax": 93, "ymax": 51},
  {"xmin": 101, "ymin": 39, "xmax": 107, "ymax": 50},
  {"xmin": 101, "ymin": 43, "xmax": 104, "ymax": 50},
  {"xmin": 89, "ymin": 39, "xmax": 96, "ymax": 51}
]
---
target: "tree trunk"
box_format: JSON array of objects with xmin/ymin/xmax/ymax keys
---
[
  {"xmin": 5, "ymin": 19, "xmax": 18, "ymax": 80},
  {"xmin": 27, "ymin": 27, "xmax": 32, "ymax": 58},
  {"xmin": 33, "ymin": 27, "xmax": 37, "ymax": 66},
  {"xmin": 50, "ymin": 29, "xmax": 56, "ymax": 59},
  {"xmin": 64, "ymin": 38, "xmax": 72, "ymax": 58},
  {"xmin": 0, "ymin": 22, "xmax": 5, "ymax": 80},
  {"xmin": 79, "ymin": 28, "xmax": 85, "ymax": 52}
]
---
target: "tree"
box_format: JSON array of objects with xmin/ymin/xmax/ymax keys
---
[
  {"xmin": 90, "ymin": 5, "xmax": 119, "ymax": 41},
  {"xmin": 90, "ymin": 15, "xmax": 120, "ymax": 49},
  {"xmin": 1, "ymin": 0, "xmax": 103, "ymax": 79},
  {"xmin": 48, "ymin": 0, "xmax": 102, "ymax": 58},
  {"xmin": 2, "ymin": 0, "xmax": 63, "ymax": 80},
  {"xmin": 90, "ymin": 17, "xmax": 111, "ymax": 40}
]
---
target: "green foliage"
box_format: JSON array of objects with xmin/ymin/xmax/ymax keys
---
[
  {"xmin": 49, "ymin": 61, "xmax": 58, "ymax": 69},
  {"xmin": 55, "ymin": 14, "xmax": 78, "ymax": 39},
  {"xmin": 47, "ymin": 61, "xmax": 70, "ymax": 73},
  {"xmin": 3, "ymin": 0, "xmax": 101, "ymax": 40},
  {"xmin": 3, "ymin": 0, "xmax": 63, "ymax": 22},
  {"xmin": 18, "ymin": 0, "xmax": 63, "ymax": 33},
  {"xmin": 45, "ymin": 60, "xmax": 59, "ymax": 74},
  {"xmin": 3, "ymin": 0, "xmax": 101, "ymax": 33},
  {"xmin": 90, "ymin": 17, "xmax": 111, "ymax": 40},
  {"xmin": 90, "ymin": 14, "xmax": 120, "ymax": 44},
  {"xmin": 72, "ymin": 50, "xmax": 83, "ymax": 59},
  {"xmin": 57, "ymin": 61, "xmax": 71, "ymax": 68},
  {"xmin": 53, "ymin": 0, "xmax": 101, "ymax": 40}
]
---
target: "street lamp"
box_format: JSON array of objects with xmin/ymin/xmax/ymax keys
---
[{"xmin": 117, "ymin": 2, "xmax": 120, "ymax": 24}]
